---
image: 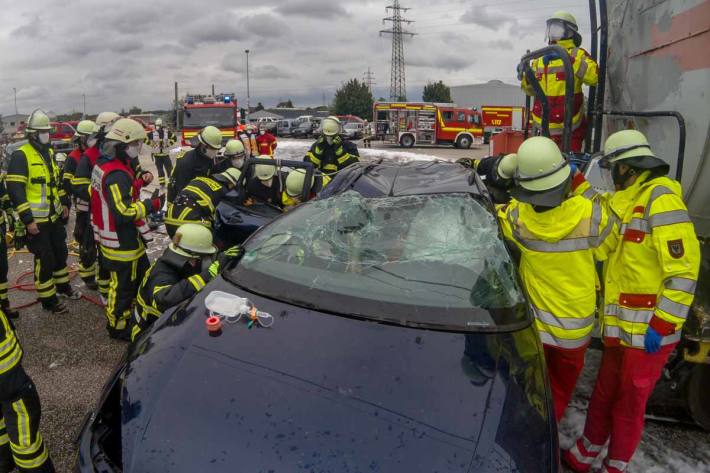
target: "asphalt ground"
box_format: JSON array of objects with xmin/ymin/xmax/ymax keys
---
[{"xmin": 8, "ymin": 138, "xmax": 709, "ymax": 472}]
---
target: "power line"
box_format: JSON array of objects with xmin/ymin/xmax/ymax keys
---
[{"xmin": 380, "ymin": 0, "xmax": 416, "ymax": 101}]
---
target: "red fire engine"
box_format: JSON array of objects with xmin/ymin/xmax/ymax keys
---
[
  {"xmin": 480, "ymin": 106, "xmax": 526, "ymax": 143},
  {"xmin": 373, "ymin": 102, "xmax": 483, "ymax": 149},
  {"xmin": 180, "ymin": 93, "xmax": 239, "ymax": 146}
]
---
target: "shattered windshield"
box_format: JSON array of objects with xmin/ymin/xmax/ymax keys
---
[{"xmin": 229, "ymin": 191, "xmax": 528, "ymax": 331}]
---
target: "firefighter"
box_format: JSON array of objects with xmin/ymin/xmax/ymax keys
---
[
  {"xmin": 496, "ymin": 137, "xmax": 615, "ymax": 423},
  {"xmin": 243, "ymin": 124, "xmax": 258, "ymax": 157},
  {"xmin": 167, "ymin": 125, "xmax": 222, "ymax": 204},
  {"xmin": 63, "ymin": 120, "xmax": 99, "ymax": 288},
  {"xmin": 281, "ymin": 168, "xmax": 329, "ymax": 210},
  {"xmin": 7, "ymin": 110, "xmax": 79, "ymax": 314},
  {"xmin": 131, "ymin": 224, "xmax": 240, "ymax": 341},
  {"xmin": 146, "ymin": 118, "xmax": 176, "ymax": 190},
  {"xmin": 519, "ymin": 11, "xmax": 598, "ymax": 152},
  {"xmin": 164, "ymin": 167, "xmax": 241, "ymax": 238},
  {"xmin": 255, "ymin": 124, "xmax": 277, "ymax": 156},
  {"xmin": 72, "ymin": 112, "xmax": 122, "ymax": 299},
  {"xmin": 305, "ymin": 116, "xmax": 359, "ymax": 174},
  {"xmin": 564, "ymin": 130, "xmax": 700, "ymax": 473},
  {"xmin": 244, "ymin": 162, "xmax": 282, "ymax": 207},
  {"xmin": 0, "ymin": 310, "xmax": 55, "ymax": 472},
  {"xmin": 224, "ymin": 139, "xmax": 247, "ymax": 170},
  {"xmin": 90, "ymin": 118, "xmax": 161, "ymax": 340},
  {"xmin": 0, "ymin": 181, "xmax": 18, "ymax": 319}
]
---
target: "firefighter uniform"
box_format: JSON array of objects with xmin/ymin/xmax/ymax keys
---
[
  {"xmin": 0, "ymin": 181, "xmax": 18, "ymax": 318},
  {"xmin": 164, "ymin": 168, "xmax": 241, "ymax": 238},
  {"xmin": 305, "ymin": 135, "xmax": 359, "ymax": 174},
  {"xmin": 565, "ymin": 131, "xmax": 701, "ymax": 473},
  {"xmin": 255, "ymin": 130, "xmax": 277, "ymax": 156},
  {"xmin": 0, "ymin": 311, "xmax": 54, "ymax": 472},
  {"xmin": 146, "ymin": 126, "xmax": 176, "ymax": 188},
  {"xmin": 167, "ymin": 149, "xmax": 216, "ymax": 203},
  {"xmin": 521, "ymin": 38, "xmax": 598, "ymax": 151},
  {"xmin": 90, "ymin": 119, "xmax": 157, "ymax": 339},
  {"xmin": 7, "ymin": 143, "xmax": 72, "ymax": 312},
  {"xmin": 61, "ymin": 149, "xmax": 82, "ymax": 212}
]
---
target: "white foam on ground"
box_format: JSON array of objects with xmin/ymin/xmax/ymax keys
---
[{"xmin": 274, "ymin": 139, "xmax": 440, "ymax": 163}]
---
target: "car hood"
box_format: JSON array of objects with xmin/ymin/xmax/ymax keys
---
[{"xmin": 120, "ymin": 278, "xmax": 555, "ymax": 472}]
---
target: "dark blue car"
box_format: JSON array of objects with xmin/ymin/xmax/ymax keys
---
[{"xmin": 75, "ymin": 160, "xmax": 559, "ymax": 472}]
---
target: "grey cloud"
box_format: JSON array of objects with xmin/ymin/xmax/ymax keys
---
[
  {"xmin": 11, "ymin": 14, "xmax": 46, "ymax": 38},
  {"xmin": 221, "ymin": 56, "xmax": 292, "ymax": 80},
  {"xmin": 180, "ymin": 14, "xmax": 247, "ymax": 46},
  {"xmin": 408, "ymin": 53, "xmax": 471, "ymax": 72},
  {"xmin": 278, "ymin": 0, "xmax": 347, "ymax": 18},
  {"xmin": 488, "ymin": 39, "xmax": 513, "ymax": 50},
  {"xmin": 460, "ymin": 7, "xmax": 518, "ymax": 30},
  {"xmin": 240, "ymin": 13, "xmax": 289, "ymax": 38}
]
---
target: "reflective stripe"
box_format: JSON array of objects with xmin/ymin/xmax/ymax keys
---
[
  {"xmin": 11, "ymin": 399, "xmax": 30, "ymax": 449},
  {"xmin": 568, "ymin": 442, "xmax": 596, "ymax": 465},
  {"xmin": 101, "ymin": 246, "xmax": 145, "ymax": 262},
  {"xmin": 605, "ymin": 304, "xmax": 653, "ymax": 324},
  {"xmin": 576, "ymin": 59, "xmax": 588, "ymax": 79},
  {"xmin": 649, "ymin": 209, "xmax": 691, "ymax": 228},
  {"xmin": 590, "ymin": 200, "xmax": 602, "ymax": 238},
  {"xmin": 665, "ymin": 277, "xmax": 697, "ymax": 294},
  {"xmin": 605, "ymin": 458, "xmax": 629, "ymax": 472},
  {"xmin": 188, "ymin": 275, "xmax": 206, "ymax": 291},
  {"xmin": 531, "ymin": 305, "xmax": 594, "ymax": 330},
  {"xmin": 603, "ymin": 324, "xmax": 681, "ymax": 347},
  {"xmin": 581, "ymin": 436, "xmax": 603, "ymax": 453},
  {"xmin": 538, "ymin": 331, "xmax": 591, "ymax": 349},
  {"xmin": 657, "ymin": 296, "xmax": 691, "ymax": 319},
  {"xmin": 0, "ymin": 339, "xmax": 22, "ymax": 374},
  {"xmin": 620, "ymin": 217, "xmax": 649, "ymax": 235},
  {"xmin": 582, "ymin": 187, "xmax": 596, "ymax": 200}
]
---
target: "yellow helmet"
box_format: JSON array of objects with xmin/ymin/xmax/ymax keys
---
[
  {"xmin": 254, "ymin": 162, "xmax": 276, "ymax": 181},
  {"xmin": 285, "ymin": 169, "xmax": 314, "ymax": 197},
  {"xmin": 155, "ymin": 118, "xmax": 163, "ymax": 127},
  {"xmin": 170, "ymin": 224, "xmax": 217, "ymax": 257},
  {"xmin": 197, "ymin": 126, "xmax": 222, "ymax": 149},
  {"xmin": 224, "ymin": 139, "xmax": 245, "ymax": 157},
  {"xmin": 602, "ymin": 129, "xmax": 668, "ymax": 171},
  {"xmin": 214, "ymin": 167, "xmax": 242, "ymax": 188},
  {"xmin": 75, "ymin": 120, "xmax": 98, "ymax": 137},
  {"xmin": 96, "ymin": 111, "xmax": 120, "ymax": 128},
  {"xmin": 321, "ymin": 116, "xmax": 341, "ymax": 136},
  {"xmin": 26, "ymin": 109, "xmax": 52, "ymax": 132},
  {"xmin": 511, "ymin": 136, "xmax": 572, "ymax": 207},
  {"xmin": 547, "ymin": 10, "xmax": 581, "ymax": 45},
  {"xmin": 548, "ymin": 10, "xmax": 578, "ymax": 29},
  {"xmin": 55, "ymin": 152, "xmax": 67, "ymax": 165},
  {"xmin": 497, "ymin": 153, "xmax": 518, "ymax": 179},
  {"xmin": 105, "ymin": 118, "xmax": 147, "ymax": 144}
]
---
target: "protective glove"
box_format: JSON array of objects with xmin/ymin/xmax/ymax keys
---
[
  {"xmin": 4, "ymin": 211, "xmax": 14, "ymax": 233},
  {"xmin": 644, "ymin": 326, "xmax": 663, "ymax": 354},
  {"xmin": 13, "ymin": 220, "xmax": 26, "ymax": 250},
  {"xmin": 207, "ymin": 259, "xmax": 221, "ymax": 279},
  {"xmin": 218, "ymin": 245, "xmax": 243, "ymax": 269}
]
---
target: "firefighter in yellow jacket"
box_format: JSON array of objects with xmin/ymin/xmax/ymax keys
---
[
  {"xmin": 496, "ymin": 137, "xmax": 615, "ymax": 423},
  {"xmin": 520, "ymin": 11, "xmax": 598, "ymax": 152},
  {"xmin": 0, "ymin": 309, "xmax": 55, "ymax": 472},
  {"xmin": 564, "ymin": 130, "xmax": 700, "ymax": 473}
]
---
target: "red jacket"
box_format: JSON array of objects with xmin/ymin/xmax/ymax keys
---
[{"xmin": 255, "ymin": 132, "xmax": 277, "ymax": 156}]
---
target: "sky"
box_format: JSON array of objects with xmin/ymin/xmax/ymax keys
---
[{"xmin": 0, "ymin": 0, "xmax": 592, "ymax": 116}]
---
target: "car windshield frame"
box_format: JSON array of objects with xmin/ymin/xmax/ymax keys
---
[
  {"xmin": 226, "ymin": 191, "xmax": 531, "ymax": 333},
  {"xmin": 183, "ymin": 107, "xmax": 235, "ymax": 128}
]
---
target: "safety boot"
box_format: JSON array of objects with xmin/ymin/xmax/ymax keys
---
[{"xmin": 0, "ymin": 300, "xmax": 19, "ymax": 319}]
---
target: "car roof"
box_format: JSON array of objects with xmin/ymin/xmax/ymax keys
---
[{"xmin": 321, "ymin": 160, "xmax": 489, "ymax": 199}]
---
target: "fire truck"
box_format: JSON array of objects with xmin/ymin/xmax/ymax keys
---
[
  {"xmin": 480, "ymin": 106, "xmax": 526, "ymax": 143},
  {"xmin": 179, "ymin": 93, "xmax": 239, "ymax": 146},
  {"xmin": 373, "ymin": 102, "xmax": 483, "ymax": 149}
]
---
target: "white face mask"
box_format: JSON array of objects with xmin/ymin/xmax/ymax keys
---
[
  {"xmin": 87, "ymin": 137, "xmax": 98, "ymax": 148},
  {"xmin": 325, "ymin": 136, "xmax": 334, "ymax": 145},
  {"xmin": 126, "ymin": 143, "xmax": 141, "ymax": 158},
  {"xmin": 205, "ymin": 147, "xmax": 219, "ymax": 160},
  {"xmin": 232, "ymin": 157, "xmax": 244, "ymax": 169},
  {"xmin": 260, "ymin": 130, "xmax": 265, "ymax": 135},
  {"xmin": 38, "ymin": 132, "xmax": 50, "ymax": 144},
  {"xmin": 546, "ymin": 22, "xmax": 566, "ymax": 43}
]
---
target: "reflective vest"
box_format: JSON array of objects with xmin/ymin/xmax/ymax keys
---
[
  {"xmin": 165, "ymin": 176, "xmax": 224, "ymax": 229},
  {"xmin": 601, "ymin": 173, "xmax": 700, "ymax": 349},
  {"xmin": 90, "ymin": 158, "xmax": 149, "ymax": 260},
  {"xmin": 0, "ymin": 310, "xmax": 22, "ymax": 376},
  {"xmin": 522, "ymin": 39, "xmax": 599, "ymax": 135},
  {"xmin": 498, "ymin": 180, "xmax": 614, "ymax": 349},
  {"xmin": 148, "ymin": 128, "xmax": 176, "ymax": 156},
  {"xmin": 16, "ymin": 143, "xmax": 63, "ymax": 222}
]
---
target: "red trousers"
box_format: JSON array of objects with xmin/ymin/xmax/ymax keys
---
[
  {"xmin": 564, "ymin": 344, "xmax": 675, "ymax": 473},
  {"xmin": 544, "ymin": 344, "xmax": 587, "ymax": 423},
  {"xmin": 550, "ymin": 120, "xmax": 587, "ymax": 153}
]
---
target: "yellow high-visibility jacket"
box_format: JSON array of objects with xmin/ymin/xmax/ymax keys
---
[
  {"xmin": 521, "ymin": 39, "xmax": 598, "ymax": 134},
  {"xmin": 498, "ymin": 178, "xmax": 615, "ymax": 349},
  {"xmin": 601, "ymin": 172, "xmax": 700, "ymax": 349},
  {"xmin": 0, "ymin": 309, "xmax": 22, "ymax": 376}
]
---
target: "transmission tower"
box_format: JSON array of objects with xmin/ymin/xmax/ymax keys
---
[
  {"xmin": 363, "ymin": 67, "xmax": 376, "ymax": 94},
  {"xmin": 380, "ymin": 1, "xmax": 415, "ymax": 101}
]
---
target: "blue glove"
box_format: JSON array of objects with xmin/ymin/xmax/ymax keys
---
[
  {"xmin": 569, "ymin": 163, "xmax": 578, "ymax": 175},
  {"xmin": 644, "ymin": 327, "xmax": 662, "ymax": 353}
]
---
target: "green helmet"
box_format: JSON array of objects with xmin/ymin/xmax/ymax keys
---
[
  {"xmin": 96, "ymin": 111, "xmax": 120, "ymax": 128},
  {"xmin": 26, "ymin": 109, "xmax": 52, "ymax": 132},
  {"xmin": 75, "ymin": 120, "xmax": 98, "ymax": 137},
  {"xmin": 155, "ymin": 118, "xmax": 163, "ymax": 127},
  {"xmin": 512, "ymin": 136, "xmax": 571, "ymax": 207},
  {"xmin": 497, "ymin": 153, "xmax": 518, "ymax": 179},
  {"xmin": 254, "ymin": 162, "xmax": 276, "ymax": 181},
  {"xmin": 548, "ymin": 10, "xmax": 578, "ymax": 29},
  {"xmin": 198, "ymin": 126, "xmax": 222, "ymax": 149},
  {"xmin": 170, "ymin": 224, "xmax": 217, "ymax": 257},
  {"xmin": 214, "ymin": 167, "xmax": 242, "ymax": 188},
  {"xmin": 602, "ymin": 129, "xmax": 668, "ymax": 171},
  {"xmin": 105, "ymin": 118, "xmax": 147, "ymax": 144},
  {"xmin": 224, "ymin": 139, "xmax": 245, "ymax": 157},
  {"xmin": 322, "ymin": 116, "xmax": 341, "ymax": 136},
  {"xmin": 55, "ymin": 152, "xmax": 67, "ymax": 164},
  {"xmin": 285, "ymin": 169, "xmax": 313, "ymax": 197}
]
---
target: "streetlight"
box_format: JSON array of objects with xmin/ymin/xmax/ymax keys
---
[
  {"xmin": 244, "ymin": 49, "xmax": 251, "ymax": 117},
  {"xmin": 12, "ymin": 88, "xmax": 17, "ymax": 115},
  {"xmin": 82, "ymin": 94, "xmax": 86, "ymax": 119}
]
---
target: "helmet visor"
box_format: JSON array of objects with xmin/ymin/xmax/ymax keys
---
[
  {"xmin": 546, "ymin": 20, "xmax": 567, "ymax": 42},
  {"xmin": 511, "ymin": 174, "xmax": 572, "ymax": 207}
]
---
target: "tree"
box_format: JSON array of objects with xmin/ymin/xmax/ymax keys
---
[
  {"xmin": 254, "ymin": 102, "xmax": 264, "ymax": 112},
  {"xmin": 333, "ymin": 79, "xmax": 374, "ymax": 120},
  {"xmin": 422, "ymin": 81, "xmax": 453, "ymax": 103},
  {"xmin": 276, "ymin": 100, "xmax": 294, "ymax": 108},
  {"xmin": 128, "ymin": 106, "xmax": 142, "ymax": 115}
]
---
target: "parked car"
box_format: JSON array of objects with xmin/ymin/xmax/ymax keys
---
[
  {"xmin": 291, "ymin": 120, "xmax": 314, "ymax": 138},
  {"xmin": 254, "ymin": 117, "xmax": 278, "ymax": 133},
  {"xmin": 343, "ymin": 121, "xmax": 365, "ymax": 140},
  {"xmin": 276, "ymin": 119, "xmax": 295, "ymax": 137},
  {"xmin": 50, "ymin": 121, "xmax": 76, "ymax": 154},
  {"xmin": 76, "ymin": 160, "xmax": 558, "ymax": 473}
]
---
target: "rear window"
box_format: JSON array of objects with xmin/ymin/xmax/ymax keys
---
[{"xmin": 229, "ymin": 191, "xmax": 528, "ymax": 332}]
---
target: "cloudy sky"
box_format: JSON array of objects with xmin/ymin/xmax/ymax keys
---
[{"xmin": 0, "ymin": 0, "xmax": 591, "ymax": 115}]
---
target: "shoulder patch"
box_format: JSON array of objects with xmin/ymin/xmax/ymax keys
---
[{"xmin": 667, "ymin": 239, "xmax": 685, "ymax": 259}]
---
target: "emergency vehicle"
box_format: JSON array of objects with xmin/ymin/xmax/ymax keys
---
[
  {"xmin": 179, "ymin": 93, "xmax": 240, "ymax": 146},
  {"xmin": 480, "ymin": 106, "xmax": 526, "ymax": 143},
  {"xmin": 373, "ymin": 102, "xmax": 483, "ymax": 149}
]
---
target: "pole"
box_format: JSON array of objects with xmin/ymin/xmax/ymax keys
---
[
  {"xmin": 245, "ymin": 49, "xmax": 251, "ymax": 118},
  {"xmin": 174, "ymin": 81, "xmax": 179, "ymax": 128},
  {"xmin": 13, "ymin": 88, "xmax": 17, "ymax": 115},
  {"xmin": 82, "ymin": 94, "xmax": 86, "ymax": 119},
  {"xmin": 212, "ymin": 84, "xmax": 215, "ymax": 96}
]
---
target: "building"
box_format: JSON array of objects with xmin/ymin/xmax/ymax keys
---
[
  {"xmin": 450, "ymin": 80, "xmax": 526, "ymax": 110},
  {"xmin": 1, "ymin": 113, "xmax": 27, "ymax": 140}
]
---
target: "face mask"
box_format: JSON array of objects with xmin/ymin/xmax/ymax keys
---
[
  {"xmin": 205, "ymin": 147, "xmax": 219, "ymax": 160},
  {"xmin": 38, "ymin": 132, "xmax": 50, "ymax": 144},
  {"xmin": 232, "ymin": 157, "xmax": 244, "ymax": 169},
  {"xmin": 260, "ymin": 130, "xmax": 265, "ymax": 135},
  {"xmin": 126, "ymin": 143, "xmax": 141, "ymax": 158},
  {"xmin": 326, "ymin": 136, "xmax": 334, "ymax": 145},
  {"xmin": 87, "ymin": 137, "xmax": 98, "ymax": 148},
  {"xmin": 546, "ymin": 22, "xmax": 566, "ymax": 43}
]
